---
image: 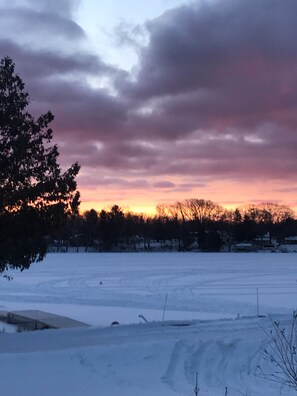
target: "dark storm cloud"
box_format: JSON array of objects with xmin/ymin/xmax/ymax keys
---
[{"xmin": 1, "ymin": 0, "xmax": 297, "ymax": 194}]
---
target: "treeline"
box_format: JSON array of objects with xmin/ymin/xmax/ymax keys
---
[{"xmin": 49, "ymin": 199, "xmax": 297, "ymax": 252}]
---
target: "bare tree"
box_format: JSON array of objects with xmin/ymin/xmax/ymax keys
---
[
  {"xmin": 258, "ymin": 312, "xmax": 297, "ymax": 392},
  {"xmin": 184, "ymin": 198, "xmax": 224, "ymax": 223}
]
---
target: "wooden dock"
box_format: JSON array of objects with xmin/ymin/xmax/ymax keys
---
[{"xmin": 2, "ymin": 310, "xmax": 90, "ymax": 330}]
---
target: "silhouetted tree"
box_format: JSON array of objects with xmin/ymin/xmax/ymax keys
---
[
  {"xmin": 0, "ymin": 57, "xmax": 80, "ymax": 271},
  {"xmin": 109, "ymin": 205, "xmax": 125, "ymax": 248},
  {"xmin": 123, "ymin": 212, "xmax": 141, "ymax": 249},
  {"xmin": 37, "ymin": 197, "xmax": 296, "ymax": 253},
  {"xmin": 83, "ymin": 209, "xmax": 99, "ymax": 251},
  {"xmin": 98, "ymin": 209, "xmax": 112, "ymax": 250}
]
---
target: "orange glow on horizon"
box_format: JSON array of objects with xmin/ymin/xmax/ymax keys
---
[
  {"xmin": 79, "ymin": 200, "xmax": 297, "ymax": 217},
  {"xmin": 78, "ymin": 178, "xmax": 297, "ymax": 217},
  {"xmin": 79, "ymin": 201, "xmax": 157, "ymax": 216}
]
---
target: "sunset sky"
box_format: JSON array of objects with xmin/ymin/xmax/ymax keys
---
[{"xmin": 1, "ymin": 0, "xmax": 296, "ymax": 214}]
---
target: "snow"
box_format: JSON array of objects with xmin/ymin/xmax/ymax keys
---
[{"xmin": 0, "ymin": 252, "xmax": 297, "ymax": 395}]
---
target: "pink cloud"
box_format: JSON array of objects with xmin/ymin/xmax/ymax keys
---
[{"xmin": 1, "ymin": 0, "xmax": 297, "ymax": 211}]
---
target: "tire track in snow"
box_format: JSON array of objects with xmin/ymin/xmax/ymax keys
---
[
  {"xmin": 181, "ymin": 323, "xmax": 281, "ymax": 396},
  {"xmin": 162, "ymin": 339, "xmax": 189, "ymax": 394}
]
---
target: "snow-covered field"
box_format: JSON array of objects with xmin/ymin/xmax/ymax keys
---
[{"xmin": 0, "ymin": 253, "xmax": 296, "ymax": 395}]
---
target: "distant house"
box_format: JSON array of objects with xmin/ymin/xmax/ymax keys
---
[
  {"xmin": 283, "ymin": 236, "xmax": 297, "ymax": 245},
  {"xmin": 233, "ymin": 242, "xmax": 255, "ymax": 252},
  {"xmin": 253, "ymin": 233, "xmax": 277, "ymax": 250},
  {"xmin": 278, "ymin": 236, "xmax": 297, "ymax": 253}
]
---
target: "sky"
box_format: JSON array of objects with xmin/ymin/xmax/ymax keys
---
[{"xmin": 0, "ymin": 0, "xmax": 297, "ymax": 214}]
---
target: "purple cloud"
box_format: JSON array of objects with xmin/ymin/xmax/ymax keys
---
[
  {"xmin": 1, "ymin": 0, "xmax": 297, "ymax": 209},
  {"xmin": 153, "ymin": 181, "xmax": 176, "ymax": 189}
]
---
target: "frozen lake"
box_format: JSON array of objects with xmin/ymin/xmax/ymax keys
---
[{"xmin": 1, "ymin": 252, "xmax": 296, "ymax": 326}]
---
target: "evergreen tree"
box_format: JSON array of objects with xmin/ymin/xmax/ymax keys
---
[{"xmin": 0, "ymin": 57, "xmax": 80, "ymax": 271}]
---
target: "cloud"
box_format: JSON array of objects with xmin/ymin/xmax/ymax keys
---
[
  {"xmin": 153, "ymin": 181, "xmax": 176, "ymax": 189},
  {"xmin": 25, "ymin": 0, "xmax": 80, "ymax": 17},
  {"xmin": 122, "ymin": 0, "xmax": 297, "ymax": 99},
  {"xmin": 77, "ymin": 176, "xmax": 150, "ymax": 190},
  {"xmin": 0, "ymin": 8, "xmax": 85, "ymax": 41},
  {"xmin": 1, "ymin": 0, "xmax": 297, "ymax": 207},
  {"xmin": 0, "ymin": 1, "xmax": 85, "ymax": 55},
  {"xmin": 0, "ymin": 40, "xmax": 115, "ymax": 80},
  {"xmin": 1, "ymin": 0, "xmax": 80, "ymax": 16}
]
